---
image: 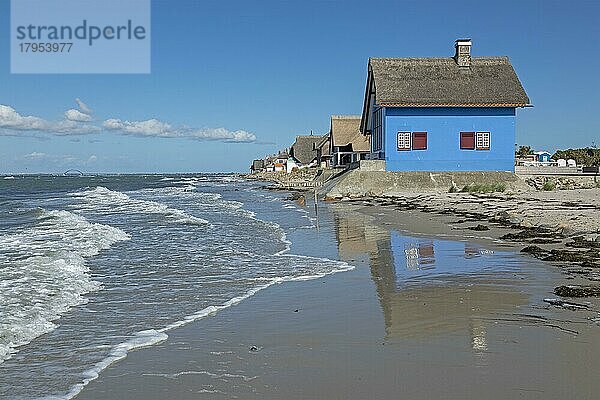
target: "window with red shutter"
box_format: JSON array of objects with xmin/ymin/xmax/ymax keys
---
[
  {"xmin": 460, "ymin": 132, "xmax": 475, "ymax": 150},
  {"xmin": 412, "ymin": 132, "xmax": 427, "ymax": 150}
]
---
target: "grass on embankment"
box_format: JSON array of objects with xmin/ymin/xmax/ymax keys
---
[{"xmin": 449, "ymin": 182, "xmax": 507, "ymax": 193}]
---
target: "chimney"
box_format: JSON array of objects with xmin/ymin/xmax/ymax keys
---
[{"xmin": 454, "ymin": 39, "xmax": 472, "ymax": 67}]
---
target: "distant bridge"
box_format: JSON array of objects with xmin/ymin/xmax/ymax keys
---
[{"xmin": 63, "ymin": 169, "xmax": 84, "ymax": 176}]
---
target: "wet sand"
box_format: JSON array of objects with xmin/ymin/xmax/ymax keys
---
[{"xmin": 76, "ymin": 201, "xmax": 600, "ymax": 399}]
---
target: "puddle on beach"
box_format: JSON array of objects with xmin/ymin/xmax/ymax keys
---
[{"xmin": 333, "ymin": 205, "xmax": 570, "ymax": 347}]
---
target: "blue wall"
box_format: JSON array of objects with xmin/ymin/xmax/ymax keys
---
[{"xmin": 380, "ymin": 107, "xmax": 516, "ymax": 172}]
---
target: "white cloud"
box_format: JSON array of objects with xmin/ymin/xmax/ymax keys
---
[
  {"xmin": 51, "ymin": 120, "xmax": 100, "ymax": 135},
  {"xmin": 24, "ymin": 151, "xmax": 47, "ymax": 159},
  {"xmin": 190, "ymin": 127, "xmax": 257, "ymax": 142},
  {"xmin": 65, "ymin": 109, "xmax": 93, "ymax": 122},
  {"xmin": 103, "ymin": 118, "xmax": 174, "ymax": 137},
  {"xmin": 1, "ymin": 103, "xmax": 257, "ymax": 143},
  {"xmin": 0, "ymin": 105, "xmax": 49, "ymax": 131},
  {"xmin": 103, "ymin": 118, "xmax": 256, "ymax": 143},
  {"xmin": 0, "ymin": 105, "xmax": 99, "ymax": 135},
  {"xmin": 75, "ymin": 98, "xmax": 92, "ymax": 115}
]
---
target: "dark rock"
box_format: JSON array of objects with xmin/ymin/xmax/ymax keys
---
[
  {"xmin": 469, "ymin": 224, "xmax": 490, "ymax": 231},
  {"xmin": 520, "ymin": 245, "xmax": 548, "ymax": 257},
  {"xmin": 286, "ymin": 192, "xmax": 305, "ymax": 201},
  {"xmin": 554, "ymin": 285, "xmax": 600, "ymax": 298},
  {"xmin": 249, "ymin": 345, "xmax": 262, "ymax": 352},
  {"xmin": 528, "ymin": 238, "xmax": 562, "ymax": 244},
  {"xmin": 544, "ymin": 249, "xmax": 589, "ymax": 263},
  {"xmin": 581, "ymin": 261, "xmax": 600, "ymax": 269},
  {"xmin": 502, "ymin": 228, "xmax": 561, "ymax": 240},
  {"xmin": 566, "ymin": 236, "xmax": 600, "ymax": 249}
]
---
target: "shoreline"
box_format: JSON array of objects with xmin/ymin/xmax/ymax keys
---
[{"xmin": 73, "ymin": 186, "xmax": 600, "ymax": 399}]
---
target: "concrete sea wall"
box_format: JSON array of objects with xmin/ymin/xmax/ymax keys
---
[{"xmin": 322, "ymin": 170, "xmax": 530, "ymax": 198}]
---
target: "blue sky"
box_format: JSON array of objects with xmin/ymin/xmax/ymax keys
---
[{"xmin": 1, "ymin": 0, "xmax": 599, "ymax": 173}]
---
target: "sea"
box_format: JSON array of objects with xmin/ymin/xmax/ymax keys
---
[{"xmin": 0, "ymin": 174, "xmax": 353, "ymax": 399}]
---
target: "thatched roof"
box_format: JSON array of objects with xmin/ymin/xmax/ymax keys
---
[
  {"xmin": 252, "ymin": 159, "xmax": 264, "ymax": 170},
  {"xmin": 315, "ymin": 134, "xmax": 331, "ymax": 156},
  {"xmin": 369, "ymin": 57, "xmax": 530, "ymax": 107},
  {"xmin": 330, "ymin": 115, "xmax": 370, "ymax": 152},
  {"xmin": 290, "ymin": 135, "xmax": 322, "ymax": 164}
]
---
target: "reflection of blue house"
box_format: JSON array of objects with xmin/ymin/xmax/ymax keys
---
[
  {"xmin": 390, "ymin": 231, "xmax": 499, "ymax": 284},
  {"xmin": 360, "ymin": 39, "xmax": 531, "ymax": 172}
]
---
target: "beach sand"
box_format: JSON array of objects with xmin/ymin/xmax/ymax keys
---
[{"xmin": 76, "ymin": 200, "xmax": 600, "ymax": 399}]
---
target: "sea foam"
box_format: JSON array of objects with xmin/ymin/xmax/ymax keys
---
[
  {"xmin": 71, "ymin": 186, "xmax": 210, "ymax": 226},
  {"xmin": 0, "ymin": 209, "xmax": 130, "ymax": 364}
]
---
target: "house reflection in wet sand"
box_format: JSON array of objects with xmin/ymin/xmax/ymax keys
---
[{"xmin": 332, "ymin": 206, "xmax": 528, "ymax": 354}]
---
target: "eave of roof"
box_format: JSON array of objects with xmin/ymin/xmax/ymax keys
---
[{"xmin": 378, "ymin": 102, "xmax": 532, "ymax": 108}]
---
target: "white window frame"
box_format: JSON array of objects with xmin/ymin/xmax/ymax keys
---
[
  {"xmin": 476, "ymin": 132, "xmax": 490, "ymax": 150},
  {"xmin": 397, "ymin": 131, "xmax": 411, "ymax": 151}
]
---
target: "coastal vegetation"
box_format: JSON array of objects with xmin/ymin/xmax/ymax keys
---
[
  {"xmin": 516, "ymin": 145, "xmax": 534, "ymax": 157},
  {"xmin": 458, "ymin": 182, "xmax": 506, "ymax": 193},
  {"xmin": 552, "ymin": 147, "xmax": 600, "ymax": 166},
  {"xmin": 542, "ymin": 181, "xmax": 556, "ymax": 191}
]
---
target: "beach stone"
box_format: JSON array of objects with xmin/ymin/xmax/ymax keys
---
[
  {"xmin": 494, "ymin": 210, "xmax": 511, "ymax": 221},
  {"xmin": 508, "ymin": 215, "xmax": 524, "ymax": 225},
  {"xmin": 555, "ymin": 223, "xmax": 576, "ymax": 236},
  {"xmin": 520, "ymin": 219, "xmax": 534, "ymax": 229}
]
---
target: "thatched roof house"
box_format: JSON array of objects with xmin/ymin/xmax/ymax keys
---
[
  {"xmin": 331, "ymin": 115, "xmax": 370, "ymax": 151},
  {"xmin": 330, "ymin": 115, "xmax": 370, "ymax": 167},
  {"xmin": 359, "ymin": 39, "xmax": 530, "ymax": 172},
  {"xmin": 251, "ymin": 159, "xmax": 264, "ymax": 172},
  {"xmin": 290, "ymin": 135, "xmax": 323, "ymax": 165}
]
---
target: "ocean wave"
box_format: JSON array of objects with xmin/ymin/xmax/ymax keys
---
[
  {"xmin": 0, "ymin": 209, "xmax": 130, "ymax": 364},
  {"xmin": 71, "ymin": 187, "xmax": 210, "ymax": 226}
]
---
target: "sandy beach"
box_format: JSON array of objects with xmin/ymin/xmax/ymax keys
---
[{"xmin": 75, "ymin": 193, "xmax": 600, "ymax": 399}]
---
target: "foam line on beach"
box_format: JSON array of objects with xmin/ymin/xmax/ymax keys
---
[
  {"xmin": 51, "ymin": 258, "xmax": 354, "ymax": 400},
  {"xmin": 143, "ymin": 370, "xmax": 259, "ymax": 382}
]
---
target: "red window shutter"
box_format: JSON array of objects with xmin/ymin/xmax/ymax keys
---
[
  {"xmin": 460, "ymin": 132, "xmax": 475, "ymax": 149},
  {"xmin": 412, "ymin": 132, "xmax": 427, "ymax": 150}
]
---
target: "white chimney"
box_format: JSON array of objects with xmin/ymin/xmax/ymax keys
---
[{"xmin": 454, "ymin": 39, "xmax": 472, "ymax": 67}]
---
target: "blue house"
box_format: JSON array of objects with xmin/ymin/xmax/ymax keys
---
[{"xmin": 360, "ymin": 39, "xmax": 531, "ymax": 172}]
